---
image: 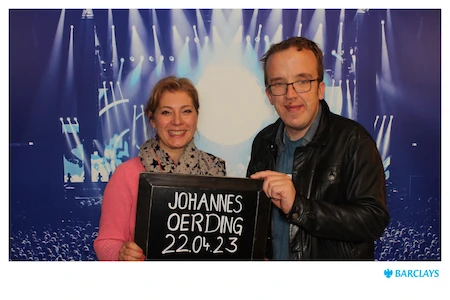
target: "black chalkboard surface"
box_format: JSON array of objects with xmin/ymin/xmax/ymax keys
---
[{"xmin": 134, "ymin": 173, "xmax": 271, "ymax": 260}]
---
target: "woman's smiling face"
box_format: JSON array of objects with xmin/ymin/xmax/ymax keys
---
[{"xmin": 150, "ymin": 90, "xmax": 198, "ymax": 157}]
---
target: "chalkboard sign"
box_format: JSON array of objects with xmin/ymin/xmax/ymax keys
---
[{"xmin": 134, "ymin": 173, "xmax": 271, "ymax": 260}]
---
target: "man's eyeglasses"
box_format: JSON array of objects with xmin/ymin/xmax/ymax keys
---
[{"xmin": 267, "ymin": 79, "xmax": 318, "ymax": 96}]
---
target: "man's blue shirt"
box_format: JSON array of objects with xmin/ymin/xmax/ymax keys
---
[{"xmin": 271, "ymin": 105, "xmax": 322, "ymax": 260}]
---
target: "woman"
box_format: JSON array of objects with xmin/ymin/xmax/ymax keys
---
[{"xmin": 94, "ymin": 76, "xmax": 227, "ymax": 261}]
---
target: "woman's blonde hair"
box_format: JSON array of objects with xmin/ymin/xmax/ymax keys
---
[{"xmin": 144, "ymin": 76, "xmax": 199, "ymax": 119}]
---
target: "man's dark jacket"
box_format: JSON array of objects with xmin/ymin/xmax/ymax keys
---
[{"xmin": 246, "ymin": 100, "xmax": 390, "ymax": 260}]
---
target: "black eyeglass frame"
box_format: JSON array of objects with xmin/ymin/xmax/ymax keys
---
[{"xmin": 266, "ymin": 78, "xmax": 319, "ymax": 96}]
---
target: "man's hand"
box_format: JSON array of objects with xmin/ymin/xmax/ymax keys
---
[{"xmin": 250, "ymin": 170, "xmax": 296, "ymax": 214}]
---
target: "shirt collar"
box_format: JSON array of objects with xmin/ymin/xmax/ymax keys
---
[
  {"xmin": 302, "ymin": 103, "xmax": 322, "ymax": 144},
  {"xmin": 275, "ymin": 103, "xmax": 323, "ymax": 147}
]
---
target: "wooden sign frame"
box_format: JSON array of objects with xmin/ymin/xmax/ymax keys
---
[{"xmin": 134, "ymin": 173, "xmax": 271, "ymax": 260}]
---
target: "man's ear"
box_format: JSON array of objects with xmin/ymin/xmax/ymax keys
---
[
  {"xmin": 318, "ymin": 81, "xmax": 326, "ymax": 100},
  {"xmin": 265, "ymin": 88, "xmax": 274, "ymax": 105}
]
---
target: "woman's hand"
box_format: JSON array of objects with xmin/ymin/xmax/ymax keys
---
[{"xmin": 118, "ymin": 241, "xmax": 146, "ymax": 261}]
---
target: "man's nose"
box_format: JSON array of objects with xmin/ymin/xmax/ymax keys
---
[{"xmin": 286, "ymin": 83, "xmax": 297, "ymax": 98}]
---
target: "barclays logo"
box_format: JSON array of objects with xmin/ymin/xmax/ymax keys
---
[
  {"xmin": 384, "ymin": 269, "xmax": 393, "ymax": 278},
  {"xmin": 384, "ymin": 268, "xmax": 439, "ymax": 278}
]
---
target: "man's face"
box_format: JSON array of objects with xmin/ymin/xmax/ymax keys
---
[{"xmin": 265, "ymin": 47, "xmax": 325, "ymax": 141}]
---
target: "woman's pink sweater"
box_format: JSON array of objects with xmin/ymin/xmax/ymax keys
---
[{"xmin": 93, "ymin": 157, "xmax": 145, "ymax": 260}]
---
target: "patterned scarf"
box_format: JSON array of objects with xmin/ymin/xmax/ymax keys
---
[{"xmin": 138, "ymin": 138, "xmax": 224, "ymax": 176}]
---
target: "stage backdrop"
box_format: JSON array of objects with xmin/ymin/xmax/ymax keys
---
[{"xmin": 9, "ymin": 9, "xmax": 440, "ymax": 261}]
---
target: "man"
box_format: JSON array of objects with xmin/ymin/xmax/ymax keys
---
[{"xmin": 247, "ymin": 36, "xmax": 390, "ymax": 260}]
